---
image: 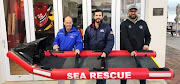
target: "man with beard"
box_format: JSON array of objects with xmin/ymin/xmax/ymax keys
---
[
  {"xmin": 120, "ymin": 5, "xmax": 151, "ymax": 84},
  {"xmin": 84, "ymin": 9, "xmax": 114, "ymax": 84}
]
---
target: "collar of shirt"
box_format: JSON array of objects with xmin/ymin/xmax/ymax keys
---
[
  {"xmin": 91, "ymin": 21, "xmax": 104, "ymax": 29},
  {"xmin": 127, "ymin": 16, "xmax": 141, "ymax": 24}
]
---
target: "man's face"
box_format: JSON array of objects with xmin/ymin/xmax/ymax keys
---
[
  {"xmin": 128, "ymin": 9, "xmax": 138, "ymax": 19},
  {"xmin": 64, "ymin": 17, "xmax": 73, "ymax": 31},
  {"xmin": 94, "ymin": 12, "xmax": 103, "ymax": 23}
]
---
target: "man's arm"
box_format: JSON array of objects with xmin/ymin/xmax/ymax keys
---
[
  {"xmin": 83, "ymin": 27, "xmax": 90, "ymax": 50},
  {"xmin": 103, "ymin": 26, "xmax": 114, "ymax": 56},
  {"xmin": 144, "ymin": 22, "xmax": 151, "ymax": 46},
  {"xmin": 120, "ymin": 22, "xmax": 134, "ymax": 53},
  {"xmin": 143, "ymin": 22, "xmax": 151, "ymax": 50},
  {"xmin": 75, "ymin": 32, "xmax": 83, "ymax": 52},
  {"xmin": 53, "ymin": 33, "xmax": 60, "ymax": 50}
]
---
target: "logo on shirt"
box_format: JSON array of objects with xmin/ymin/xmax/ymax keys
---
[
  {"xmin": 100, "ymin": 29, "xmax": 104, "ymax": 32},
  {"xmin": 129, "ymin": 25, "xmax": 132, "ymax": 28},
  {"xmin": 70, "ymin": 35, "xmax": 74, "ymax": 38},
  {"xmin": 139, "ymin": 25, "xmax": 143, "ymax": 29}
]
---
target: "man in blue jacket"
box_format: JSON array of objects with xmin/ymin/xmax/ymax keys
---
[
  {"xmin": 84, "ymin": 9, "xmax": 114, "ymax": 84},
  {"xmin": 53, "ymin": 16, "xmax": 83, "ymax": 84},
  {"xmin": 53, "ymin": 16, "xmax": 83, "ymax": 54}
]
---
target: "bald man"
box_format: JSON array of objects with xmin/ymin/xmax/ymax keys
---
[{"xmin": 53, "ymin": 16, "xmax": 83, "ymax": 54}]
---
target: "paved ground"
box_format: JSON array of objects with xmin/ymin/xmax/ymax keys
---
[
  {"xmin": 166, "ymin": 34, "xmax": 180, "ymax": 50},
  {"xmin": 165, "ymin": 34, "xmax": 180, "ymax": 84},
  {"xmin": 4, "ymin": 79, "xmax": 167, "ymax": 84}
]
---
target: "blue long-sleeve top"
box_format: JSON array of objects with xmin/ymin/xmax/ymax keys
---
[{"xmin": 53, "ymin": 27, "xmax": 83, "ymax": 51}]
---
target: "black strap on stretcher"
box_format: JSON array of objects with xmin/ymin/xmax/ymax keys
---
[
  {"xmin": 93, "ymin": 56, "xmax": 106, "ymax": 71},
  {"xmin": 133, "ymin": 55, "xmax": 142, "ymax": 68},
  {"xmin": 75, "ymin": 53, "xmax": 81, "ymax": 68},
  {"xmin": 37, "ymin": 50, "xmax": 64, "ymax": 70},
  {"xmin": 74, "ymin": 50, "xmax": 106, "ymax": 71},
  {"xmin": 87, "ymin": 50, "xmax": 107, "ymax": 71},
  {"xmin": 75, "ymin": 53, "xmax": 106, "ymax": 70},
  {"xmin": 49, "ymin": 49, "xmax": 64, "ymax": 55}
]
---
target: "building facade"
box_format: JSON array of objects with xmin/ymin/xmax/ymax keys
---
[{"xmin": 0, "ymin": 0, "xmax": 167, "ymax": 83}]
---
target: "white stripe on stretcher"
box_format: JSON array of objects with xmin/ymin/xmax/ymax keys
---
[
  {"xmin": 33, "ymin": 69, "xmax": 51, "ymax": 77},
  {"xmin": 149, "ymin": 73, "xmax": 171, "ymax": 77}
]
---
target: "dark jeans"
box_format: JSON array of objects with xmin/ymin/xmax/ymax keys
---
[
  {"xmin": 121, "ymin": 80, "xmax": 127, "ymax": 84},
  {"xmin": 140, "ymin": 80, "xmax": 146, "ymax": 84},
  {"xmin": 121, "ymin": 79, "xmax": 146, "ymax": 84},
  {"xmin": 96, "ymin": 80, "xmax": 106, "ymax": 84}
]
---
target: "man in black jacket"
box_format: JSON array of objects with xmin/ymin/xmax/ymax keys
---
[
  {"xmin": 120, "ymin": 5, "xmax": 151, "ymax": 84},
  {"xmin": 84, "ymin": 9, "xmax": 114, "ymax": 84}
]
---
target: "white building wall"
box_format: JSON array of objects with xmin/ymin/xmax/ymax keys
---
[
  {"xmin": 0, "ymin": 41, "xmax": 6, "ymax": 84},
  {"xmin": 0, "ymin": 0, "xmax": 7, "ymax": 83},
  {"xmin": 145, "ymin": 0, "xmax": 168, "ymax": 67}
]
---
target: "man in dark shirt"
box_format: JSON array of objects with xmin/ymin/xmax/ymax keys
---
[
  {"xmin": 84, "ymin": 9, "xmax": 114, "ymax": 84},
  {"xmin": 120, "ymin": 5, "xmax": 151, "ymax": 84}
]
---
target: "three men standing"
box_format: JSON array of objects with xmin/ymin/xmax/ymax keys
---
[{"xmin": 53, "ymin": 4, "xmax": 151, "ymax": 84}]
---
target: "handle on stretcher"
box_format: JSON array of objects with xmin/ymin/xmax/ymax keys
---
[{"xmin": 44, "ymin": 50, "xmax": 156, "ymax": 57}]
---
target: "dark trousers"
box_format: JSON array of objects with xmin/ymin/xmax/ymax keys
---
[
  {"xmin": 121, "ymin": 80, "xmax": 127, "ymax": 84},
  {"xmin": 121, "ymin": 79, "xmax": 146, "ymax": 84},
  {"xmin": 96, "ymin": 80, "xmax": 106, "ymax": 84}
]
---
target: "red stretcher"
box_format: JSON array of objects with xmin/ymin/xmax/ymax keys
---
[{"xmin": 6, "ymin": 37, "xmax": 174, "ymax": 80}]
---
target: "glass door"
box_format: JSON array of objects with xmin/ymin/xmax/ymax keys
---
[
  {"xmin": 31, "ymin": 0, "xmax": 85, "ymax": 80},
  {"xmin": 61, "ymin": 0, "xmax": 84, "ymax": 37},
  {"xmin": 3, "ymin": 0, "xmax": 33, "ymax": 81},
  {"xmin": 0, "ymin": 0, "xmax": 7, "ymax": 82},
  {"xmin": 91, "ymin": 0, "xmax": 112, "ymax": 26},
  {"xmin": 120, "ymin": 0, "xmax": 145, "ymax": 21},
  {"xmin": 119, "ymin": 0, "xmax": 145, "ymax": 49},
  {"xmin": 86, "ymin": 0, "xmax": 116, "ymax": 49},
  {"xmin": 33, "ymin": 0, "xmax": 55, "ymax": 40},
  {"xmin": 27, "ymin": 0, "xmax": 58, "ymax": 80}
]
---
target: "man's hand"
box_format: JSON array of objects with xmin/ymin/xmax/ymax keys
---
[
  {"xmin": 53, "ymin": 45, "xmax": 59, "ymax": 51},
  {"xmin": 101, "ymin": 52, "xmax": 106, "ymax": 57},
  {"xmin": 143, "ymin": 45, "xmax": 149, "ymax": 50},
  {"xmin": 131, "ymin": 51, "xmax": 137, "ymax": 57},
  {"xmin": 75, "ymin": 49, "xmax": 80, "ymax": 54}
]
